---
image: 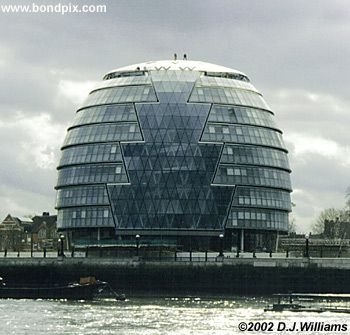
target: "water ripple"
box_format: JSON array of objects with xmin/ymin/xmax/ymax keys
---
[{"xmin": 0, "ymin": 297, "xmax": 349, "ymax": 335}]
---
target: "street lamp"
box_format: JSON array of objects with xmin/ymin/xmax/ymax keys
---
[
  {"xmin": 135, "ymin": 234, "xmax": 140, "ymax": 256},
  {"xmin": 43, "ymin": 241, "xmax": 46, "ymax": 258},
  {"xmin": 304, "ymin": 233, "xmax": 310, "ymax": 258},
  {"xmin": 219, "ymin": 233, "xmax": 224, "ymax": 257},
  {"xmin": 30, "ymin": 233, "xmax": 34, "ymax": 257},
  {"xmin": 59, "ymin": 234, "xmax": 65, "ymax": 257}
]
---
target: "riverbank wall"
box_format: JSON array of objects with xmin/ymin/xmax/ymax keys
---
[{"xmin": 1, "ymin": 257, "xmax": 350, "ymax": 295}]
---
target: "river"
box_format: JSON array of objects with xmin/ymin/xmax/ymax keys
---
[{"xmin": 0, "ymin": 296, "xmax": 349, "ymax": 335}]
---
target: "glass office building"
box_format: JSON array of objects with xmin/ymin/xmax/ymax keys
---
[{"xmin": 56, "ymin": 60, "xmax": 292, "ymax": 251}]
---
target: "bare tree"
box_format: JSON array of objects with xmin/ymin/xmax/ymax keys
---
[
  {"xmin": 346, "ymin": 187, "xmax": 350, "ymax": 210},
  {"xmin": 312, "ymin": 208, "xmax": 344, "ymax": 234},
  {"xmin": 288, "ymin": 217, "xmax": 296, "ymax": 234}
]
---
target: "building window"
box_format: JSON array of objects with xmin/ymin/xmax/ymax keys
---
[
  {"xmin": 227, "ymin": 147, "xmax": 233, "ymax": 155},
  {"xmin": 115, "ymin": 166, "xmax": 122, "ymax": 174},
  {"xmin": 222, "ymin": 126, "xmax": 229, "ymax": 134},
  {"xmin": 227, "ymin": 167, "xmax": 234, "ymax": 176},
  {"xmin": 103, "ymin": 210, "xmax": 109, "ymax": 218},
  {"xmin": 209, "ymin": 126, "xmax": 215, "ymax": 134},
  {"xmin": 129, "ymin": 124, "xmax": 136, "ymax": 133},
  {"xmin": 110, "ymin": 145, "xmax": 117, "ymax": 154}
]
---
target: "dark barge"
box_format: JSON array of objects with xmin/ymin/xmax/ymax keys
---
[
  {"xmin": 0, "ymin": 276, "xmax": 107, "ymax": 300},
  {"xmin": 265, "ymin": 293, "xmax": 350, "ymax": 314}
]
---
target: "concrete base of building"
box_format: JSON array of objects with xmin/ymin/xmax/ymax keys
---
[{"xmin": 64, "ymin": 227, "xmax": 284, "ymax": 254}]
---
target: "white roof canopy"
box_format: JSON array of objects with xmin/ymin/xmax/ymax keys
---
[{"xmin": 104, "ymin": 60, "xmax": 247, "ymax": 78}]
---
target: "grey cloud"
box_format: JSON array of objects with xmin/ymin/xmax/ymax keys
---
[
  {"xmin": 0, "ymin": 128, "xmax": 59, "ymax": 197},
  {"xmin": 268, "ymin": 89, "xmax": 350, "ymax": 147},
  {"xmin": 290, "ymin": 153, "xmax": 349, "ymax": 195},
  {"xmin": 0, "ymin": 184, "xmax": 56, "ymax": 219},
  {"xmin": 0, "ymin": 67, "xmax": 57, "ymax": 116},
  {"xmin": 289, "ymin": 152, "xmax": 349, "ymax": 232}
]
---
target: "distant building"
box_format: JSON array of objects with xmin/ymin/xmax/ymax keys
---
[
  {"xmin": 31, "ymin": 212, "xmax": 57, "ymax": 250},
  {"xmin": 0, "ymin": 214, "xmax": 32, "ymax": 251},
  {"xmin": 0, "ymin": 213, "xmax": 57, "ymax": 251},
  {"xmin": 324, "ymin": 219, "xmax": 350, "ymax": 239}
]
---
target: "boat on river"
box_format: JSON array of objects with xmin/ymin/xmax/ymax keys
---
[
  {"xmin": 0, "ymin": 276, "xmax": 107, "ymax": 300},
  {"xmin": 265, "ymin": 293, "xmax": 350, "ymax": 314}
]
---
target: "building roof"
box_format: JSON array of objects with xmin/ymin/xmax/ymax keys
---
[
  {"xmin": 104, "ymin": 60, "xmax": 247, "ymax": 78},
  {"xmin": 0, "ymin": 214, "xmax": 23, "ymax": 231},
  {"xmin": 31, "ymin": 214, "xmax": 57, "ymax": 233},
  {"xmin": 14, "ymin": 216, "xmax": 33, "ymax": 224}
]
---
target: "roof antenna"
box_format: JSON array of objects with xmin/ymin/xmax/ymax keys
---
[
  {"xmin": 183, "ymin": 54, "xmax": 187, "ymax": 60},
  {"xmin": 174, "ymin": 53, "xmax": 177, "ymax": 61}
]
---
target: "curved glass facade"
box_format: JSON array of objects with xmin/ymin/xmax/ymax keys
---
[{"xmin": 56, "ymin": 60, "xmax": 292, "ymax": 251}]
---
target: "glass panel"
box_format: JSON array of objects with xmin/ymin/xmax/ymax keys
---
[
  {"xmin": 202, "ymin": 123, "xmax": 286, "ymax": 150},
  {"xmin": 197, "ymin": 76, "xmax": 255, "ymax": 90},
  {"xmin": 107, "ymin": 101, "xmax": 234, "ymax": 231},
  {"xmin": 72, "ymin": 104, "xmax": 137, "ymax": 126},
  {"xmin": 208, "ymin": 104, "xmax": 276, "ymax": 128},
  {"xmin": 214, "ymin": 164, "xmax": 291, "ymax": 190},
  {"xmin": 82, "ymin": 85, "xmax": 157, "ymax": 108},
  {"xmin": 57, "ymin": 164, "xmax": 127, "ymax": 187},
  {"xmin": 232, "ymin": 186, "xmax": 291, "ymax": 211},
  {"xmin": 57, "ymin": 207, "xmax": 114, "ymax": 228},
  {"xmin": 63, "ymin": 123, "xmax": 142, "ymax": 147},
  {"xmin": 221, "ymin": 144, "xmax": 290, "ymax": 170},
  {"xmin": 189, "ymin": 87, "xmax": 270, "ymax": 111},
  {"xmin": 58, "ymin": 143, "xmax": 123, "ymax": 167},
  {"xmin": 56, "ymin": 185, "xmax": 109, "ymax": 208},
  {"xmin": 227, "ymin": 208, "xmax": 289, "ymax": 231}
]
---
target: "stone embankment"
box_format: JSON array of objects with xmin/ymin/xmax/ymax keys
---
[{"xmin": 1, "ymin": 255, "xmax": 350, "ymax": 295}]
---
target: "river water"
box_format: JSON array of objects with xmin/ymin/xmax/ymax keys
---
[{"xmin": 0, "ymin": 296, "xmax": 349, "ymax": 335}]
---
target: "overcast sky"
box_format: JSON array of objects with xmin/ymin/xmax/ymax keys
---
[{"xmin": 0, "ymin": 0, "xmax": 349, "ymax": 232}]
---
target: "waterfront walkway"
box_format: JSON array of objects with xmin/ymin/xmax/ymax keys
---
[
  {"xmin": 0, "ymin": 251, "xmax": 296, "ymax": 259},
  {"xmin": 1, "ymin": 251, "xmax": 350, "ymax": 270}
]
